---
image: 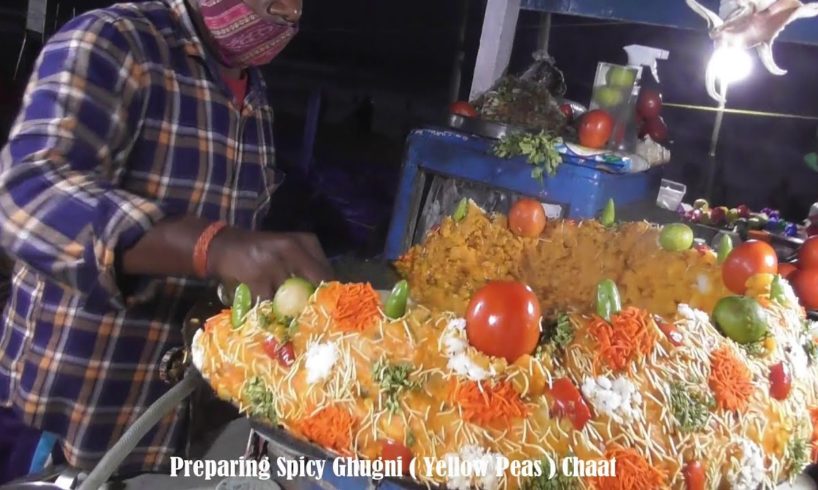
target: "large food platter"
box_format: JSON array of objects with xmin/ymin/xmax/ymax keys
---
[{"xmin": 190, "ymin": 202, "xmax": 818, "ymax": 490}]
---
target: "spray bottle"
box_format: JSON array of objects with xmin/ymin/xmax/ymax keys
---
[{"xmin": 617, "ymin": 45, "xmax": 670, "ymax": 151}]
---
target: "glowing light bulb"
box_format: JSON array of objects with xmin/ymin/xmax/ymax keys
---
[{"xmin": 708, "ymin": 46, "xmax": 753, "ymax": 84}]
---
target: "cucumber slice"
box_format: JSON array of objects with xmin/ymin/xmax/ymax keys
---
[{"xmin": 273, "ymin": 277, "xmax": 316, "ymax": 322}]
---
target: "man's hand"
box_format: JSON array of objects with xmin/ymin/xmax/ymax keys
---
[
  {"xmin": 208, "ymin": 228, "xmax": 333, "ymax": 299},
  {"xmin": 121, "ymin": 217, "xmax": 333, "ymax": 301}
]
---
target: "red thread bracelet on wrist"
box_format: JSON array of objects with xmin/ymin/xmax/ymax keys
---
[{"xmin": 193, "ymin": 221, "xmax": 228, "ymax": 279}]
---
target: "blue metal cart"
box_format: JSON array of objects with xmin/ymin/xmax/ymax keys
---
[{"xmin": 384, "ymin": 128, "xmax": 663, "ymax": 260}]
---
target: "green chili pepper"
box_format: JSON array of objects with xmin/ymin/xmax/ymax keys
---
[
  {"xmin": 771, "ymin": 274, "xmax": 786, "ymax": 305},
  {"xmin": 717, "ymin": 234, "xmax": 733, "ymax": 264},
  {"xmin": 453, "ymin": 198, "xmax": 469, "ymax": 222},
  {"xmin": 596, "ymin": 279, "xmax": 622, "ymax": 322},
  {"xmin": 231, "ymin": 283, "xmax": 252, "ymax": 328},
  {"xmin": 600, "ymin": 199, "xmax": 615, "ymax": 227},
  {"xmin": 384, "ymin": 280, "xmax": 409, "ymax": 319}
]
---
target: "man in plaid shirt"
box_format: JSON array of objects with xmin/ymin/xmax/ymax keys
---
[{"xmin": 0, "ymin": 0, "xmax": 332, "ymax": 482}]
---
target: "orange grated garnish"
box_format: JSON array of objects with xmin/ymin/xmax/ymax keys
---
[
  {"xmin": 296, "ymin": 405, "xmax": 357, "ymax": 455},
  {"xmin": 708, "ymin": 346, "xmax": 754, "ymax": 412},
  {"xmin": 328, "ymin": 283, "xmax": 382, "ymax": 332},
  {"xmin": 204, "ymin": 309, "xmax": 232, "ymax": 333},
  {"xmin": 450, "ymin": 379, "xmax": 529, "ymax": 427},
  {"xmin": 589, "ymin": 307, "xmax": 658, "ymax": 372},
  {"xmin": 591, "ymin": 445, "xmax": 667, "ymax": 490}
]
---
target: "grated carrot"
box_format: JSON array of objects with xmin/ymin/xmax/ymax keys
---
[
  {"xmin": 809, "ymin": 405, "xmax": 818, "ymax": 463},
  {"xmin": 589, "ymin": 307, "xmax": 658, "ymax": 372},
  {"xmin": 296, "ymin": 405, "xmax": 357, "ymax": 455},
  {"xmin": 204, "ymin": 309, "xmax": 232, "ymax": 333},
  {"xmin": 591, "ymin": 445, "xmax": 667, "ymax": 490},
  {"xmin": 329, "ymin": 283, "xmax": 382, "ymax": 332},
  {"xmin": 450, "ymin": 379, "xmax": 529, "ymax": 427},
  {"xmin": 708, "ymin": 346, "xmax": 753, "ymax": 412}
]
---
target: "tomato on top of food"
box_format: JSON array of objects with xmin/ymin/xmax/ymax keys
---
[
  {"xmin": 508, "ymin": 198, "xmax": 546, "ymax": 238},
  {"xmin": 790, "ymin": 268, "xmax": 818, "ymax": 310},
  {"xmin": 465, "ymin": 281, "xmax": 541, "ymax": 363},
  {"xmin": 721, "ymin": 240, "xmax": 778, "ymax": 294}
]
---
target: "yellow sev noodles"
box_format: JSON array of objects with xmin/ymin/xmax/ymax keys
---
[{"xmin": 196, "ymin": 205, "xmax": 818, "ymax": 489}]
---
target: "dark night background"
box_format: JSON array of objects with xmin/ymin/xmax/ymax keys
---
[{"xmin": 1, "ymin": 0, "xmax": 817, "ymax": 257}]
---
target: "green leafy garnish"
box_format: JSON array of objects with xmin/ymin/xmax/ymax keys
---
[
  {"xmin": 522, "ymin": 456, "xmax": 579, "ymax": 490},
  {"xmin": 553, "ymin": 314, "xmax": 574, "ymax": 348},
  {"xmin": 406, "ymin": 431, "xmax": 416, "ymax": 448},
  {"xmin": 493, "ymin": 131, "xmax": 562, "ymax": 181},
  {"xmin": 785, "ymin": 437, "xmax": 809, "ymax": 477},
  {"xmin": 669, "ymin": 383, "xmax": 712, "ymax": 433},
  {"xmin": 243, "ymin": 377, "xmax": 277, "ymax": 423},
  {"xmin": 373, "ymin": 358, "xmax": 422, "ymax": 414},
  {"xmin": 739, "ymin": 338, "xmax": 767, "ymax": 357}
]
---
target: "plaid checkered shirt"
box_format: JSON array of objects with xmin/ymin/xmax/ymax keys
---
[{"xmin": 0, "ymin": 0, "xmax": 279, "ymax": 473}]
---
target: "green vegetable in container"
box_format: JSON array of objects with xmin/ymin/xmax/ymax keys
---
[
  {"xmin": 717, "ymin": 234, "xmax": 733, "ymax": 264},
  {"xmin": 231, "ymin": 283, "xmax": 252, "ymax": 329},
  {"xmin": 595, "ymin": 279, "xmax": 622, "ymax": 322},
  {"xmin": 453, "ymin": 198, "xmax": 469, "ymax": 222},
  {"xmin": 599, "ymin": 199, "xmax": 615, "ymax": 227},
  {"xmin": 384, "ymin": 280, "xmax": 410, "ymax": 319}
]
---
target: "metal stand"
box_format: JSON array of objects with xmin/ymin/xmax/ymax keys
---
[{"xmin": 704, "ymin": 84, "xmax": 728, "ymax": 202}]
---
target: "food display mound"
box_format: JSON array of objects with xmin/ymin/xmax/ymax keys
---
[{"xmin": 195, "ymin": 202, "xmax": 818, "ymax": 490}]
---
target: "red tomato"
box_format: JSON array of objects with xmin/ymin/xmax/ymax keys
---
[
  {"xmin": 683, "ymin": 460, "xmax": 706, "ymax": 490},
  {"xmin": 549, "ymin": 378, "xmax": 592, "ymax": 430},
  {"xmin": 578, "ymin": 110, "xmax": 614, "ymax": 149},
  {"xmin": 799, "ymin": 236, "xmax": 818, "ymax": 270},
  {"xmin": 262, "ymin": 336, "xmax": 280, "ymax": 360},
  {"xmin": 559, "ymin": 103, "xmax": 574, "ymax": 121},
  {"xmin": 380, "ymin": 440, "xmax": 413, "ymax": 474},
  {"xmin": 508, "ymin": 198, "xmax": 547, "ymax": 238},
  {"xmin": 721, "ymin": 240, "xmax": 779, "ymax": 294},
  {"xmin": 636, "ymin": 89, "xmax": 663, "ymax": 119},
  {"xmin": 779, "ymin": 262, "xmax": 798, "ymax": 279},
  {"xmin": 465, "ymin": 281, "xmax": 541, "ymax": 362},
  {"xmin": 261, "ymin": 337, "xmax": 295, "ymax": 367},
  {"xmin": 790, "ymin": 269, "xmax": 818, "ymax": 310},
  {"xmin": 639, "ymin": 116, "xmax": 668, "ymax": 142},
  {"xmin": 277, "ymin": 342, "xmax": 296, "ymax": 367},
  {"xmin": 654, "ymin": 315, "xmax": 683, "ymax": 346},
  {"xmin": 769, "ymin": 362, "xmax": 792, "ymax": 400},
  {"xmin": 450, "ymin": 101, "xmax": 478, "ymax": 118}
]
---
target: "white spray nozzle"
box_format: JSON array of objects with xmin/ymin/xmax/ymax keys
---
[{"xmin": 624, "ymin": 44, "xmax": 670, "ymax": 83}]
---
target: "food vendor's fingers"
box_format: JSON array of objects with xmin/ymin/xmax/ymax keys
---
[
  {"xmin": 261, "ymin": 266, "xmax": 290, "ymax": 298},
  {"xmin": 247, "ymin": 280, "xmax": 274, "ymax": 301},
  {"xmin": 292, "ymin": 233, "xmax": 333, "ymax": 277},
  {"xmin": 286, "ymin": 244, "xmax": 332, "ymax": 286}
]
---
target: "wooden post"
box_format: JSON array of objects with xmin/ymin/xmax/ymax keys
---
[{"xmin": 469, "ymin": 0, "xmax": 521, "ymax": 100}]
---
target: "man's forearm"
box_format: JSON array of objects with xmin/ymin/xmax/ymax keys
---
[{"xmin": 120, "ymin": 216, "xmax": 213, "ymax": 277}]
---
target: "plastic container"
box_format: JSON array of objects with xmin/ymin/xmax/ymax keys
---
[
  {"xmin": 589, "ymin": 62, "xmax": 640, "ymax": 152},
  {"xmin": 656, "ymin": 179, "xmax": 687, "ymax": 211}
]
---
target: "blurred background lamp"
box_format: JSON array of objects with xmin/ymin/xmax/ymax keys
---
[{"xmin": 708, "ymin": 45, "xmax": 753, "ymax": 84}]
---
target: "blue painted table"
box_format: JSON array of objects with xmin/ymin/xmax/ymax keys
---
[{"xmin": 384, "ymin": 128, "xmax": 663, "ymax": 260}]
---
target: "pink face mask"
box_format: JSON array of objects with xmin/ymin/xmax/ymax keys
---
[{"xmin": 199, "ymin": 0, "xmax": 298, "ymax": 68}]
